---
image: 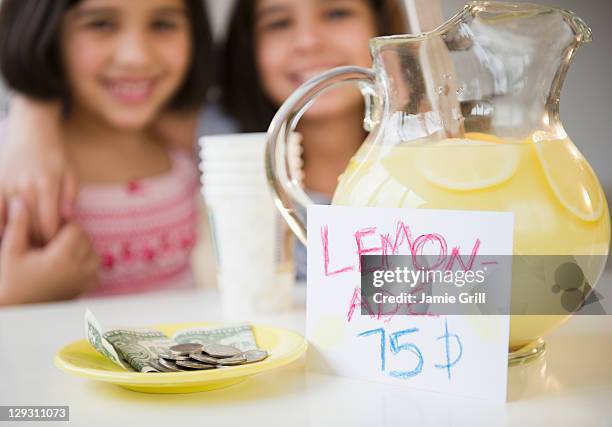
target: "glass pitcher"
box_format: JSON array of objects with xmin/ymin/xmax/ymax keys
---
[{"xmin": 266, "ymin": 1, "xmax": 610, "ymax": 361}]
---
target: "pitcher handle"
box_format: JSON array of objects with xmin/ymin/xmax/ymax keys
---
[{"xmin": 265, "ymin": 66, "xmax": 378, "ymax": 245}]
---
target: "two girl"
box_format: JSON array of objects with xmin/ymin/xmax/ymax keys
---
[{"xmin": 0, "ymin": 0, "xmax": 409, "ymax": 304}]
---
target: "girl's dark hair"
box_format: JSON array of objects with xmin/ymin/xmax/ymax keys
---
[
  {"xmin": 0, "ymin": 0, "xmax": 212, "ymax": 110},
  {"xmin": 221, "ymin": 0, "xmax": 407, "ymax": 132}
]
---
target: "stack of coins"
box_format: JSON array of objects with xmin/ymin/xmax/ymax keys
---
[{"xmin": 155, "ymin": 343, "xmax": 269, "ymax": 372}]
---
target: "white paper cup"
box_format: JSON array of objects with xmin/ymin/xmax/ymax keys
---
[{"xmin": 198, "ymin": 133, "xmax": 300, "ymax": 320}]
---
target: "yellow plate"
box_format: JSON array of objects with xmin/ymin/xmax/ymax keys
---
[{"xmin": 54, "ymin": 322, "xmax": 308, "ymax": 394}]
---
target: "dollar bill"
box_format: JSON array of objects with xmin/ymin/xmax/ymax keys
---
[
  {"xmin": 103, "ymin": 329, "xmax": 176, "ymax": 373},
  {"xmin": 172, "ymin": 324, "xmax": 258, "ymax": 351},
  {"xmin": 84, "ymin": 308, "xmax": 129, "ymax": 370}
]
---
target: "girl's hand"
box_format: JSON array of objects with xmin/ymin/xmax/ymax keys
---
[
  {"xmin": 0, "ymin": 198, "xmax": 99, "ymax": 306},
  {"xmin": 0, "ymin": 97, "xmax": 78, "ymax": 243}
]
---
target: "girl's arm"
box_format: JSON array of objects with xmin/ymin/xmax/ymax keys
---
[{"xmin": 0, "ymin": 96, "xmax": 77, "ymax": 242}]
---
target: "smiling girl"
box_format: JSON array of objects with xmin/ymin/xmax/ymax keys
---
[
  {"xmin": 222, "ymin": 0, "xmax": 407, "ymax": 198},
  {"xmin": 0, "ymin": 0, "xmax": 212, "ymax": 302}
]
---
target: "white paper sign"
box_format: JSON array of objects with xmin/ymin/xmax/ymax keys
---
[{"xmin": 306, "ymin": 206, "xmax": 514, "ymax": 402}]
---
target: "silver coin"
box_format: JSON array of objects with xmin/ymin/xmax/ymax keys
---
[
  {"xmin": 158, "ymin": 351, "xmax": 190, "ymax": 361},
  {"xmin": 216, "ymin": 354, "xmax": 247, "ymax": 366},
  {"xmin": 150, "ymin": 360, "xmax": 175, "ymax": 373},
  {"xmin": 243, "ymin": 349, "xmax": 269, "ymax": 363},
  {"xmin": 189, "ymin": 352, "xmax": 220, "ymax": 365},
  {"xmin": 168, "ymin": 343, "xmax": 203, "ymax": 356},
  {"xmin": 202, "ymin": 343, "xmax": 241, "ymax": 358},
  {"xmin": 176, "ymin": 360, "xmax": 217, "ymax": 370},
  {"xmin": 158, "ymin": 357, "xmax": 181, "ymax": 372}
]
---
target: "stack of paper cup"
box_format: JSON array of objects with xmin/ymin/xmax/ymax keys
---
[{"xmin": 199, "ymin": 133, "xmax": 302, "ymax": 320}]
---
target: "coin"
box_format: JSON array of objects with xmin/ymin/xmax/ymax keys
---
[
  {"xmin": 216, "ymin": 354, "xmax": 247, "ymax": 366},
  {"xmin": 158, "ymin": 357, "xmax": 182, "ymax": 372},
  {"xmin": 202, "ymin": 343, "xmax": 241, "ymax": 358},
  {"xmin": 176, "ymin": 360, "xmax": 217, "ymax": 370},
  {"xmin": 150, "ymin": 360, "xmax": 175, "ymax": 373},
  {"xmin": 243, "ymin": 349, "xmax": 269, "ymax": 363},
  {"xmin": 158, "ymin": 351, "xmax": 190, "ymax": 361},
  {"xmin": 168, "ymin": 343, "xmax": 203, "ymax": 356},
  {"xmin": 189, "ymin": 352, "xmax": 220, "ymax": 365}
]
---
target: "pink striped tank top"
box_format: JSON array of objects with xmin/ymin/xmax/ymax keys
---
[{"xmin": 75, "ymin": 149, "xmax": 200, "ymax": 297}]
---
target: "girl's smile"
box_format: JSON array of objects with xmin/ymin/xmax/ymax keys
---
[{"xmin": 101, "ymin": 76, "xmax": 160, "ymax": 105}]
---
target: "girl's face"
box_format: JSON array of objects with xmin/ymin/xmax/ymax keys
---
[
  {"xmin": 255, "ymin": 0, "xmax": 378, "ymax": 120},
  {"xmin": 61, "ymin": 0, "xmax": 191, "ymax": 130}
]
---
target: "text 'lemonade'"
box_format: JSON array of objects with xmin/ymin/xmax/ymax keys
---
[{"xmin": 332, "ymin": 132, "xmax": 610, "ymax": 350}]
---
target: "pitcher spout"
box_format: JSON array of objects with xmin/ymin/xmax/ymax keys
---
[
  {"xmin": 367, "ymin": 1, "xmax": 594, "ymax": 141},
  {"xmin": 560, "ymin": 8, "xmax": 592, "ymax": 45}
]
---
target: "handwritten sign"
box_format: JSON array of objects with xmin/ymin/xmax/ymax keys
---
[{"xmin": 306, "ymin": 206, "xmax": 514, "ymax": 402}]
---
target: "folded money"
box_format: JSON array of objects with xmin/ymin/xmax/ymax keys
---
[{"xmin": 84, "ymin": 309, "xmax": 268, "ymax": 373}]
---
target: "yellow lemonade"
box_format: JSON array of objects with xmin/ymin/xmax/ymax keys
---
[{"xmin": 332, "ymin": 133, "xmax": 610, "ymax": 350}]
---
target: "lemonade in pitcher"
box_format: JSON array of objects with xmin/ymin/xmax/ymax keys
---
[
  {"xmin": 333, "ymin": 132, "xmax": 610, "ymax": 350},
  {"xmin": 266, "ymin": 2, "xmax": 611, "ymax": 360}
]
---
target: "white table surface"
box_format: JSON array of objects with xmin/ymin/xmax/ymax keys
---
[{"xmin": 1, "ymin": 274, "xmax": 611, "ymax": 427}]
